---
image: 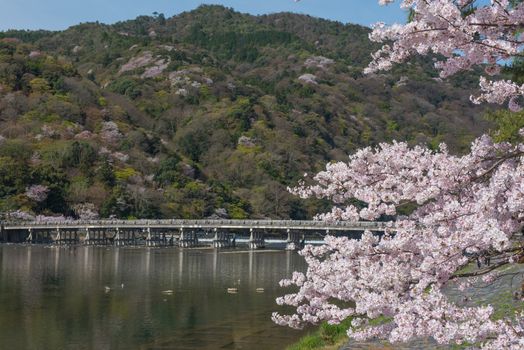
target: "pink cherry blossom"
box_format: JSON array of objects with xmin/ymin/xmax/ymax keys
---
[
  {"xmin": 274, "ymin": 134, "xmax": 524, "ymax": 348},
  {"xmin": 279, "ymin": 5, "xmax": 524, "ymax": 347},
  {"xmin": 25, "ymin": 184, "xmax": 49, "ymax": 202},
  {"xmin": 365, "ymin": 0, "xmax": 524, "ymax": 111}
]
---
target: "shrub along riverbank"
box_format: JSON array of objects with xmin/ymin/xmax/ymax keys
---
[{"xmin": 286, "ymin": 318, "xmax": 353, "ymax": 350}]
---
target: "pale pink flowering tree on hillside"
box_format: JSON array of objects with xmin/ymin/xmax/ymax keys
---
[
  {"xmin": 25, "ymin": 184, "xmax": 49, "ymax": 203},
  {"xmin": 274, "ymin": 1, "xmax": 524, "ymax": 349}
]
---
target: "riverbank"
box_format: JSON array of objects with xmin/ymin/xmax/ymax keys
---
[{"xmin": 286, "ymin": 319, "xmax": 352, "ymax": 350}]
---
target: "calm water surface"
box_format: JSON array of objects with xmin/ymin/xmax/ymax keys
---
[{"xmin": 0, "ymin": 245, "xmax": 307, "ymax": 350}]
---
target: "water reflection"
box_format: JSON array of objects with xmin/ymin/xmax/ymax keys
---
[{"xmin": 0, "ymin": 246, "xmax": 307, "ymax": 350}]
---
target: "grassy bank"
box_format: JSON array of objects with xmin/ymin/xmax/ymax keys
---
[{"xmin": 286, "ymin": 318, "xmax": 353, "ymax": 350}]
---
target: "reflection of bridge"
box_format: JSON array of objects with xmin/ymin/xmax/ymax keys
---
[{"xmin": 0, "ymin": 220, "xmax": 387, "ymax": 250}]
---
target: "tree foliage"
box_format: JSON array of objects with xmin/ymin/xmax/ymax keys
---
[{"xmin": 0, "ymin": 5, "xmax": 496, "ymax": 219}]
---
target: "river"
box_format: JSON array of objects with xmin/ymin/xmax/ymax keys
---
[{"xmin": 0, "ymin": 245, "xmax": 307, "ymax": 350}]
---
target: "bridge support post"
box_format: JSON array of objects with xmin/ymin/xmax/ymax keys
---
[
  {"xmin": 84, "ymin": 228, "xmax": 91, "ymax": 245},
  {"xmin": 248, "ymin": 228, "xmax": 265, "ymax": 249},
  {"xmin": 26, "ymin": 228, "xmax": 33, "ymax": 244},
  {"xmin": 114, "ymin": 228, "xmax": 124, "ymax": 246},
  {"xmin": 55, "ymin": 228, "xmax": 62, "ymax": 245},
  {"xmin": 85, "ymin": 228, "xmax": 107, "ymax": 245},
  {"xmin": 145, "ymin": 227, "xmax": 154, "ymax": 247},
  {"xmin": 145, "ymin": 228, "xmax": 167, "ymax": 247},
  {"xmin": 93, "ymin": 230, "xmax": 97, "ymax": 245},
  {"xmin": 286, "ymin": 229, "xmax": 304, "ymax": 251},
  {"xmin": 179, "ymin": 228, "xmax": 197, "ymax": 248},
  {"xmin": 212, "ymin": 228, "xmax": 231, "ymax": 248}
]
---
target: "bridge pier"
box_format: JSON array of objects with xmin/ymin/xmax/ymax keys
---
[
  {"xmin": 179, "ymin": 229, "xmax": 198, "ymax": 248},
  {"xmin": 26, "ymin": 228, "xmax": 52, "ymax": 244},
  {"xmin": 55, "ymin": 228, "xmax": 62, "ymax": 245},
  {"xmin": 286, "ymin": 230, "xmax": 304, "ymax": 251},
  {"xmin": 146, "ymin": 228, "xmax": 171, "ymax": 247},
  {"xmin": 114, "ymin": 228, "xmax": 138, "ymax": 246},
  {"xmin": 248, "ymin": 228, "xmax": 265, "ymax": 249},
  {"xmin": 84, "ymin": 228, "xmax": 92, "ymax": 245},
  {"xmin": 55, "ymin": 228, "xmax": 79, "ymax": 245},
  {"xmin": 26, "ymin": 228, "xmax": 33, "ymax": 244},
  {"xmin": 113, "ymin": 228, "xmax": 122, "ymax": 246},
  {"xmin": 212, "ymin": 228, "xmax": 232, "ymax": 248},
  {"xmin": 85, "ymin": 228, "xmax": 111, "ymax": 245},
  {"xmin": 145, "ymin": 227, "xmax": 155, "ymax": 247}
]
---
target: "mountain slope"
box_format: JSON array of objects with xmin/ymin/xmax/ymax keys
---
[{"xmin": 0, "ymin": 5, "xmax": 493, "ymax": 220}]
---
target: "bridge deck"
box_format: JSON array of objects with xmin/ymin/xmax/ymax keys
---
[{"xmin": 1, "ymin": 219, "xmax": 388, "ymax": 231}]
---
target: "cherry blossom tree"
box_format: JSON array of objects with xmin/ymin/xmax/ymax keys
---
[
  {"xmin": 100, "ymin": 121, "xmax": 123, "ymax": 144},
  {"xmin": 368, "ymin": 0, "xmax": 524, "ymax": 111},
  {"xmin": 72, "ymin": 203, "xmax": 99, "ymax": 220},
  {"xmin": 274, "ymin": 136, "xmax": 524, "ymax": 348},
  {"xmin": 274, "ymin": 1, "xmax": 524, "ymax": 349},
  {"xmin": 295, "ymin": 0, "xmax": 524, "ymax": 110},
  {"xmin": 2, "ymin": 211, "xmax": 72, "ymax": 223},
  {"xmin": 25, "ymin": 184, "xmax": 49, "ymax": 202}
]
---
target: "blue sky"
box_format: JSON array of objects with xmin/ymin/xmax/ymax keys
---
[{"xmin": 0, "ymin": 0, "xmax": 408, "ymax": 31}]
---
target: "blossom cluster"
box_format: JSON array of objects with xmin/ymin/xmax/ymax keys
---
[
  {"xmin": 274, "ymin": 134, "xmax": 524, "ymax": 349},
  {"xmin": 2, "ymin": 211, "xmax": 72, "ymax": 223},
  {"xmin": 100, "ymin": 121, "xmax": 123, "ymax": 144},
  {"xmin": 366, "ymin": 0, "xmax": 524, "ymax": 111},
  {"xmin": 72, "ymin": 203, "xmax": 99, "ymax": 220},
  {"xmin": 25, "ymin": 184, "xmax": 49, "ymax": 202}
]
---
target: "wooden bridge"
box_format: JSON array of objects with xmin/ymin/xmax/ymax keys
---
[{"xmin": 0, "ymin": 219, "xmax": 388, "ymax": 250}]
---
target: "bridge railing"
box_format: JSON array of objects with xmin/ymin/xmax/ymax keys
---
[{"xmin": 1, "ymin": 219, "xmax": 389, "ymax": 231}]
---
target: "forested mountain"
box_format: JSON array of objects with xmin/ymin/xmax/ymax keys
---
[{"xmin": 0, "ymin": 5, "xmax": 494, "ymax": 220}]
